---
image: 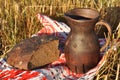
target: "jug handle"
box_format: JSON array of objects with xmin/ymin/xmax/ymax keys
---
[{"xmin": 96, "ymin": 20, "xmax": 112, "ymax": 52}]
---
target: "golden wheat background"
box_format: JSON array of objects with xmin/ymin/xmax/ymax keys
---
[
  {"xmin": 0, "ymin": 0, "xmax": 120, "ymax": 79},
  {"xmin": 0, "ymin": 0, "xmax": 120, "ymax": 53}
]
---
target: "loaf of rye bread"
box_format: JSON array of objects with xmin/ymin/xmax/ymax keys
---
[{"xmin": 6, "ymin": 35, "xmax": 60, "ymax": 70}]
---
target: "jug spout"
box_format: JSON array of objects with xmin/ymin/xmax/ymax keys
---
[
  {"xmin": 64, "ymin": 8, "xmax": 99, "ymax": 21},
  {"xmin": 64, "ymin": 8, "xmax": 100, "ymax": 32}
]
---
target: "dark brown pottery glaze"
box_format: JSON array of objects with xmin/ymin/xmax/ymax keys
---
[{"xmin": 64, "ymin": 8, "xmax": 112, "ymax": 74}]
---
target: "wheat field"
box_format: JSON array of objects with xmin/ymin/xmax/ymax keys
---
[{"xmin": 0, "ymin": 0, "xmax": 120, "ymax": 79}]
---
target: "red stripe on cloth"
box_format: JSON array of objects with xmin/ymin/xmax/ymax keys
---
[
  {"xmin": 37, "ymin": 14, "xmax": 57, "ymax": 36},
  {"xmin": 0, "ymin": 69, "xmax": 39, "ymax": 80},
  {"xmin": 2, "ymin": 70, "xmax": 23, "ymax": 79},
  {"xmin": 37, "ymin": 14, "xmax": 60, "ymax": 37},
  {"xmin": 41, "ymin": 76, "xmax": 47, "ymax": 80},
  {"xmin": 19, "ymin": 71, "xmax": 39, "ymax": 80},
  {"xmin": 0, "ymin": 70, "xmax": 10, "ymax": 78}
]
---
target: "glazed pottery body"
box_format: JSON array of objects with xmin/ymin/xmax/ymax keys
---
[{"xmin": 64, "ymin": 8, "xmax": 101, "ymax": 74}]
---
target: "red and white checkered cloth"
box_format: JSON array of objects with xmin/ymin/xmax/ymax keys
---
[{"xmin": 0, "ymin": 14, "xmax": 106, "ymax": 80}]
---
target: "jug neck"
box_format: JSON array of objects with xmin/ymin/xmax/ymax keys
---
[
  {"xmin": 64, "ymin": 8, "xmax": 100, "ymax": 33},
  {"xmin": 65, "ymin": 16, "xmax": 98, "ymax": 34}
]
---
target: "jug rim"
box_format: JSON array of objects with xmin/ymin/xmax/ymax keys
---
[{"xmin": 64, "ymin": 8, "xmax": 99, "ymax": 22}]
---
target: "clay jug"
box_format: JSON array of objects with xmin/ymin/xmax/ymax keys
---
[{"xmin": 64, "ymin": 8, "xmax": 112, "ymax": 74}]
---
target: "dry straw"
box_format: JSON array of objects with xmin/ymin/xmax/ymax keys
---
[
  {"xmin": 0, "ymin": 0, "xmax": 119, "ymax": 51},
  {"xmin": 0, "ymin": 0, "xmax": 120, "ymax": 79},
  {"xmin": 95, "ymin": 23, "xmax": 120, "ymax": 80}
]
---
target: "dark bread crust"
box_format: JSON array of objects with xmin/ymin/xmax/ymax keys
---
[{"xmin": 6, "ymin": 35, "xmax": 60, "ymax": 70}]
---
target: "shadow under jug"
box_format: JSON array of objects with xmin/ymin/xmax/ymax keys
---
[{"xmin": 64, "ymin": 8, "xmax": 112, "ymax": 74}]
